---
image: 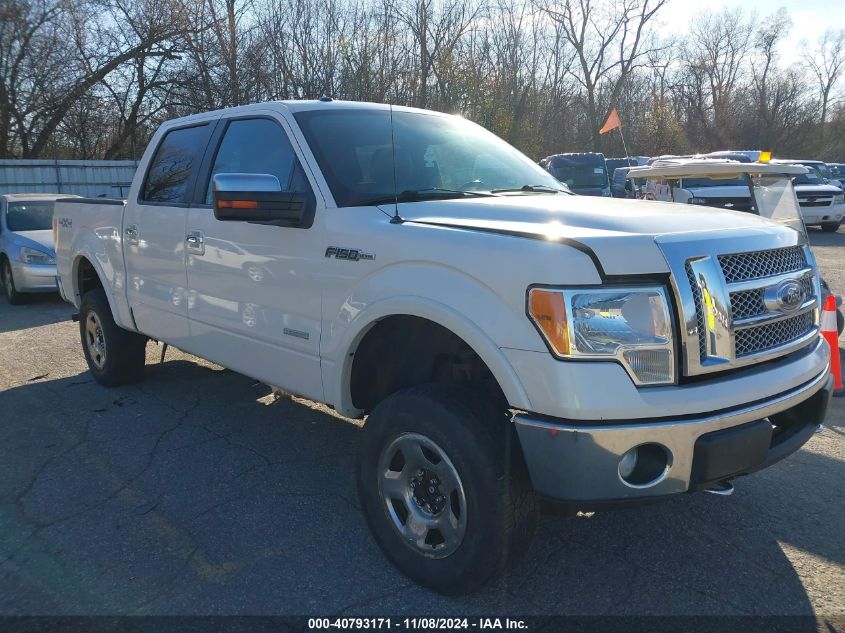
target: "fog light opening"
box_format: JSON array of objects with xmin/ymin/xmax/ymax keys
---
[{"xmin": 618, "ymin": 443, "xmax": 671, "ymax": 488}]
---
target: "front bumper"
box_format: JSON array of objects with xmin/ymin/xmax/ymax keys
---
[
  {"xmin": 10, "ymin": 261, "xmax": 58, "ymax": 292},
  {"xmin": 801, "ymin": 205, "xmax": 844, "ymax": 225},
  {"xmin": 514, "ymin": 367, "xmax": 832, "ymax": 505}
]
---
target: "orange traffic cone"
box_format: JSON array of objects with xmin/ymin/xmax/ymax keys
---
[{"xmin": 821, "ymin": 294, "xmax": 844, "ymax": 397}]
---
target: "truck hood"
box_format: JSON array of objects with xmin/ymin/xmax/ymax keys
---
[
  {"xmin": 394, "ymin": 194, "xmax": 794, "ymax": 276},
  {"xmin": 10, "ymin": 230, "xmax": 55, "ymax": 255},
  {"xmin": 794, "ymin": 183, "xmax": 841, "ymax": 194}
]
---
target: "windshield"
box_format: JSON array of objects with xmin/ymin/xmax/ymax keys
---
[
  {"xmin": 807, "ymin": 163, "xmax": 833, "ymax": 179},
  {"xmin": 5, "ymin": 201, "xmax": 55, "ymax": 232},
  {"xmin": 680, "ymin": 176, "xmax": 747, "ymax": 188},
  {"xmin": 550, "ymin": 165, "xmax": 609, "ymax": 189},
  {"xmin": 294, "ymin": 108, "xmax": 564, "ymax": 207},
  {"xmin": 792, "ymin": 167, "xmax": 825, "ymax": 186}
]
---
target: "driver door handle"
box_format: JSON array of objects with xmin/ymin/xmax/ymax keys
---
[{"xmin": 185, "ymin": 230, "xmax": 205, "ymax": 255}]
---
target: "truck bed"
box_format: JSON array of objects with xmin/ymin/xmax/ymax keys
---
[{"xmin": 54, "ymin": 197, "xmax": 134, "ymax": 329}]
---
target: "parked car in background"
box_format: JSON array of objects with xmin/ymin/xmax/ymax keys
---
[
  {"xmin": 771, "ymin": 160, "xmax": 844, "ymax": 232},
  {"xmin": 0, "ymin": 193, "xmax": 77, "ymax": 304},
  {"xmin": 605, "ymin": 156, "xmax": 649, "ymax": 180},
  {"xmin": 780, "ymin": 159, "xmax": 843, "ymax": 190},
  {"xmin": 702, "ymin": 150, "xmax": 761, "ymax": 163},
  {"xmin": 638, "ymin": 158, "xmax": 756, "ymax": 212},
  {"xmin": 827, "ymin": 163, "xmax": 845, "ymax": 189},
  {"xmin": 540, "ymin": 152, "xmax": 611, "ymax": 196},
  {"xmin": 610, "ymin": 166, "xmax": 644, "ymax": 198}
]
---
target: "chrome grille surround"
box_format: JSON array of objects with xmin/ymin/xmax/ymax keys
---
[{"xmin": 658, "ymin": 232, "xmax": 820, "ymax": 377}]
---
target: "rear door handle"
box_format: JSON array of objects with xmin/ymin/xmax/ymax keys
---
[
  {"xmin": 124, "ymin": 224, "xmax": 139, "ymax": 245},
  {"xmin": 185, "ymin": 231, "xmax": 205, "ymax": 255}
]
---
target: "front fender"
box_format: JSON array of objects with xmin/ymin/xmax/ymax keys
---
[{"xmin": 321, "ymin": 262, "xmax": 542, "ymax": 418}]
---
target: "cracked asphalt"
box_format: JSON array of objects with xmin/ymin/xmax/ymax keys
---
[{"xmin": 0, "ymin": 229, "xmax": 843, "ymax": 616}]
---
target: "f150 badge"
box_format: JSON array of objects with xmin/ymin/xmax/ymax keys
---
[{"xmin": 325, "ymin": 247, "xmax": 375, "ymax": 261}]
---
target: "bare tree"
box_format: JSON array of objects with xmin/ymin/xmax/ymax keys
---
[
  {"xmin": 805, "ymin": 29, "xmax": 845, "ymax": 125},
  {"xmin": 540, "ymin": 0, "xmax": 669, "ymax": 151}
]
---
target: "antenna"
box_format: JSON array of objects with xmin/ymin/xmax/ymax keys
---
[{"xmin": 389, "ymin": 104, "xmax": 403, "ymax": 224}]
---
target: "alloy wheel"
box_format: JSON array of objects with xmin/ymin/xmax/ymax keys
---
[{"xmin": 378, "ymin": 432, "xmax": 467, "ymax": 558}]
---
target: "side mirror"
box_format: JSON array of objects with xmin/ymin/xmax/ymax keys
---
[{"xmin": 213, "ymin": 173, "xmax": 306, "ymax": 226}]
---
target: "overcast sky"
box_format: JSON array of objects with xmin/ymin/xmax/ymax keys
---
[{"xmin": 660, "ymin": 0, "xmax": 845, "ymax": 67}]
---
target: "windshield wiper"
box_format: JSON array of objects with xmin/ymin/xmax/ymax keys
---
[
  {"xmin": 353, "ymin": 188, "xmax": 496, "ymax": 206},
  {"xmin": 491, "ymin": 184, "xmax": 570, "ymax": 194}
]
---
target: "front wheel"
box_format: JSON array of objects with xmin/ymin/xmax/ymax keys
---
[
  {"xmin": 79, "ymin": 288, "xmax": 147, "ymax": 386},
  {"xmin": 358, "ymin": 385, "xmax": 536, "ymax": 594},
  {"xmin": 2, "ymin": 258, "xmax": 26, "ymax": 305},
  {"xmin": 821, "ymin": 221, "xmax": 840, "ymax": 233}
]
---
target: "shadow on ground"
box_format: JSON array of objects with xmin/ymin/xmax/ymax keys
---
[
  {"xmin": 0, "ymin": 295, "xmax": 70, "ymax": 334},
  {"xmin": 0, "ymin": 356, "xmax": 842, "ymax": 618}
]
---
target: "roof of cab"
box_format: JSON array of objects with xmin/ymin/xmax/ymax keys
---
[{"xmin": 156, "ymin": 99, "xmax": 450, "ymax": 129}]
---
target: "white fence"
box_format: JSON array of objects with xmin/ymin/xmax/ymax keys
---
[{"xmin": 0, "ymin": 159, "xmax": 138, "ymax": 198}]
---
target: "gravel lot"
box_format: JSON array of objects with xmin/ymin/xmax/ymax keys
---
[{"xmin": 0, "ymin": 229, "xmax": 843, "ymax": 617}]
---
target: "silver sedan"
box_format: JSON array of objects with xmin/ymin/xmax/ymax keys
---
[{"xmin": 0, "ymin": 193, "xmax": 76, "ymax": 304}]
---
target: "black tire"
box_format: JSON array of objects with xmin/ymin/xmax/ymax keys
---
[
  {"xmin": 79, "ymin": 288, "xmax": 147, "ymax": 386},
  {"xmin": 821, "ymin": 222, "xmax": 840, "ymax": 233},
  {"xmin": 358, "ymin": 384, "xmax": 537, "ymax": 594},
  {"xmin": 2, "ymin": 258, "xmax": 26, "ymax": 305}
]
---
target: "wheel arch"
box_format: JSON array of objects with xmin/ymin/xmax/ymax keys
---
[
  {"xmin": 329, "ymin": 296, "xmax": 532, "ymax": 418},
  {"xmin": 70, "ymin": 253, "xmax": 133, "ymax": 331}
]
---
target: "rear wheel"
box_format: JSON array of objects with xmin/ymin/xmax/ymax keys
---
[
  {"xmin": 80, "ymin": 288, "xmax": 147, "ymax": 386},
  {"xmin": 2, "ymin": 258, "xmax": 26, "ymax": 305},
  {"xmin": 821, "ymin": 221, "xmax": 840, "ymax": 233},
  {"xmin": 358, "ymin": 384, "xmax": 536, "ymax": 594}
]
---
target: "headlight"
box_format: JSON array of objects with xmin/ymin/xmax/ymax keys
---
[
  {"xmin": 688, "ymin": 197, "xmax": 708, "ymax": 204},
  {"xmin": 528, "ymin": 286, "xmax": 676, "ymax": 385},
  {"xmin": 834, "ymin": 193, "xmax": 844, "ymax": 204},
  {"xmin": 19, "ymin": 247, "xmax": 54, "ymax": 265}
]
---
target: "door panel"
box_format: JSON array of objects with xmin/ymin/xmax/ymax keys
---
[
  {"xmin": 184, "ymin": 115, "xmax": 324, "ymax": 401},
  {"xmin": 124, "ymin": 123, "xmax": 214, "ymax": 345}
]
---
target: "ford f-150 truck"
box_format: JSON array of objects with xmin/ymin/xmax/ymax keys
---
[{"xmin": 54, "ymin": 100, "xmax": 833, "ymax": 594}]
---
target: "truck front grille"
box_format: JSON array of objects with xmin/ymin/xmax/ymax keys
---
[
  {"xmin": 735, "ymin": 311, "xmax": 816, "ymax": 357},
  {"xmin": 661, "ymin": 238, "xmax": 819, "ymax": 378},
  {"xmin": 718, "ymin": 246, "xmax": 806, "ymax": 283}
]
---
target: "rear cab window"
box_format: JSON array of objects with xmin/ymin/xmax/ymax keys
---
[{"xmin": 141, "ymin": 124, "xmax": 212, "ymax": 204}]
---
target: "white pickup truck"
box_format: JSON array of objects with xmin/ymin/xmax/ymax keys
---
[{"xmin": 54, "ymin": 100, "xmax": 833, "ymax": 594}]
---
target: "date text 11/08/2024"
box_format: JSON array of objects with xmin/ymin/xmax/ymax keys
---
[{"xmin": 307, "ymin": 618, "xmax": 528, "ymax": 629}]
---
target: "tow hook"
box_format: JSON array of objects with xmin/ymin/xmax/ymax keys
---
[{"xmin": 704, "ymin": 480, "xmax": 735, "ymax": 496}]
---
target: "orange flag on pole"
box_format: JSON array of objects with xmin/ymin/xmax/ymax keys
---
[{"xmin": 599, "ymin": 109, "xmax": 621, "ymax": 135}]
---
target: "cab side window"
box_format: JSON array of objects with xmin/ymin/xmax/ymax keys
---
[
  {"xmin": 205, "ymin": 118, "xmax": 310, "ymax": 204},
  {"xmin": 142, "ymin": 124, "xmax": 210, "ymax": 204}
]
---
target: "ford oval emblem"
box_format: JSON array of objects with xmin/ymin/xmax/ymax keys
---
[{"xmin": 763, "ymin": 280, "xmax": 806, "ymax": 313}]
